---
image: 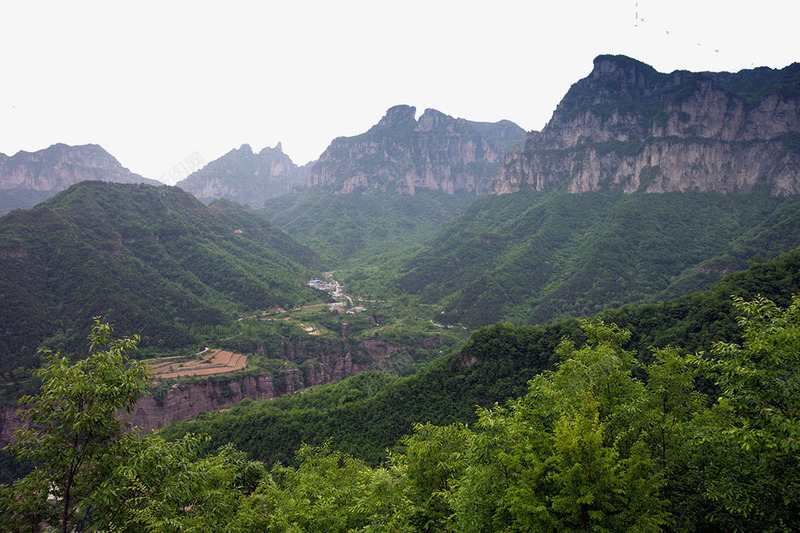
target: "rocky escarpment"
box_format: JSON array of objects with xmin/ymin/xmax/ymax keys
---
[
  {"xmin": 492, "ymin": 55, "xmax": 800, "ymax": 195},
  {"xmin": 310, "ymin": 105, "xmax": 525, "ymax": 195},
  {"xmin": 0, "ymin": 335, "xmax": 422, "ymax": 443},
  {"xmin": 128, "ymin": 335, "xmax": 408, "ymax": 433},
  {"xmin": 177, "ymin": 143, "xmax": 307, "ymax": 207},
  {"xmin": 0, "ymin": 143, "xmax": 160, "ymax": 214}
]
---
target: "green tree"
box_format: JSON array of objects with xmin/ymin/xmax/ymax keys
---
[
  {"xmin": 396, "ymin": 422, "xmax": 472, "ymax": 532},
  {"xmin": 2, "ymin": 318, "xmax": 149, "ymax": 533},
  {"xmin": 692, "ymin": 295, "xmax": 800, "ymax": 529},
  {"xmin": 234, "ymin": 442, "xmax": 413, "ymax": 532},
  {"xmin": 448, "ymin": 319, "xmax": 668, "ymax": 532},
  {"xmin": 103, "ymin": 436, "xmax": 255, "ymax": 532}
]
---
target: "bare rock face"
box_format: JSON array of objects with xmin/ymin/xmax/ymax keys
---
[
  {"xmin": 125, "ymin": 375, "xmax": 280, "ymax": 433},
  {"xmin": 123, "ymin": 334, "xmax": 413, "ymax": 433},
  {"xmin": 176, "ymin": 143, "xmax": 307, "ymax": 207},
  {"xmin": 0, "ymin": 144, "xmax": 160, "ymax": 213},
  {"xmin": 309, "ymin": 105, "xmax": 525, "ymax": 195},
  {"xmin": 0, "ymin": 335, "xmax": 430, "ymax": 444},
  {"xmin": 492, "ymin": 55, "xmax": 800, "ymax": 195}
]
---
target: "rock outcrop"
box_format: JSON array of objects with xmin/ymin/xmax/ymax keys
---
[
  {"xmin": 492, "ymin": 55, "xmax": 800, "ymax": 195},
  {"xmin": 0, "ymin": 335, "xmax": 427, "ymax": 444},
  {"xmin": 176, "ymin": 143, "xmax": 307, "ymax": 207},
  {"xmin": 0, "ymin": 143, "xmax": 160, "ymax": 213},
  {"xmin": 309, "ymin": 105, "xmax": 525, "ymax": 195}
]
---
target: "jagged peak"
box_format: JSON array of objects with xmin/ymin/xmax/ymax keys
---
[
  {"xmin": 238, "ymin": 143, "xmax": 254, "ymax": 155},
  {"xmin": 591, "ymin": 54, "xmax": 658, "ymax": 76},
  {"xmin": 416, "ymin": 108, "xmax": 455, "ymax": 131},
  {"xmin": 258, "ymin": 142, "xmax": 284, "ymax": 156},
  {"xmin": 378, "ymin": 105, "xmax": 417, "ymax": 126}
]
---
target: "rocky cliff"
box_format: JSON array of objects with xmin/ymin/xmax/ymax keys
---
[
  {"xmin": 176, "ymin": 143, "xmax": 307, "ymax": 207},
  {"xmin": 0, "ymin": 143, "xmax": 159, "ymax": 213},
  {"xmin": 0, "ymin": 335, "xmax": 417, "ymax": 443},
  {"xmin": 492, "ymin": 55, "xmax": 800, "ymax": 195},
  {"xmin": 309, "ymin": 105, "xmax": 526, "ymax": 195}
]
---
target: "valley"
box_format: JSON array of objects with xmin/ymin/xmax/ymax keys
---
[
  {"xmin": 147, "ymin": 348, "xmax": 248, "ymax": 380},
  {"xmin": 1, "ymin": 55, "xmax": 800, "ymax": 530}
]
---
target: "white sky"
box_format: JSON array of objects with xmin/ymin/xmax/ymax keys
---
[{"xmin": 0, "ymin": 0, "xmax": 797, "ymax": 184}]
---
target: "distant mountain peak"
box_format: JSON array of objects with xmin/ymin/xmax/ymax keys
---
[
  {"xmin": 0, "ymin": 143, "xmax": 159, "ymax": 214},
  {"xmin": 378, "ymin": 104, "xmax": 417, "ymax": 126},
  {"xmin": 176, "ymin": 142, "xmax": 305, "ymax": 207},
  {"xmin": 309, "ymin": 105, "xmax": 526, "ymax": 195},
  {"xmin": 259, "ymin": 143, "xmax": 284, "ymax": 156},
  {"xmin": 493, "ymin": 56, "xmax": 800, "ymax": 195}
]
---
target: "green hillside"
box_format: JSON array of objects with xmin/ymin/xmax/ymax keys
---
[
  {"xmin": 0, "ymin": 182, "xmax": 323, "ymax": 370},
  {"xmin": 263, "ymin": 188, "xmax": 474, "ymax": 269},
  {"xmin": 163, "ymin": 244, "xmax": 800, "ymax": 467},
  {"xmin": 397, "ymin": 188, "xmax": 800, "ymax": 327}
]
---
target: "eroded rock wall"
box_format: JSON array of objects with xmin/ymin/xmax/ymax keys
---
[{"xmin": 492, "ymin": 55, "xmax": 800, "ymax": 195}]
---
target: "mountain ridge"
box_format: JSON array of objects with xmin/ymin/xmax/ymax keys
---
[
  {"xmin": 308, "ymin": 105, "xmax": 526, "ymax": 195},
  {"xmin": 0, "ymin": 143, "xmax": 161, "ymax": 214},
  {"xmin": 176, "ymin": 143, "xmax": 307, "ymax": 207},
  {"xmin": 492, "ymin": 55, "xmax": 800, "ymax": 195},
  {"xmin": 0, "ymin": 181, "xmax": 322, "ymax": 370}
]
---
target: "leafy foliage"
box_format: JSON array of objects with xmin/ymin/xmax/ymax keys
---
[
  {"xmin": 2, "ymin": 319, "xmax": 149, "ymax": 532},
  {"xmin": 4, "ymin": 294, "xmax": 800, "ymax": 531}
]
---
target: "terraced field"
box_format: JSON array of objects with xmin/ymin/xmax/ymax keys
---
[{"xmin": 148, "ymin": 349, "xmax": 247, "ymax": 379}]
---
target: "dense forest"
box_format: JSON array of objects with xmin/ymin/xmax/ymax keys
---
[
  {"xmin": 2, "ymin": 56, "xmax": 800, "ymax": 531},
  {"xmin": 161, "ymin": 245, "xmax": 800, "ymax": 467},
  {"xmin": 3, "ymin": 184, "xmax": 800, "ymax": 531},
  {"xmin": 0, "ymin": 182, "xmax": 326, "ymax": 370},
  {"xmin": 2, "ymin": 285, "xmax": 798, "ymax": 531}
]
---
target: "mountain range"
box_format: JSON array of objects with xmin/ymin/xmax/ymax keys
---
[
  {"xmin": 0, "ymin": 143, "xmax": 159, "ymax": 214},
  {"xmin": 3, "ymin": 55, "xmax": 797, "ymax": 211},
  {"xmin": 175, "ymin": 143, "xmax": 307, "ymax": 208},
  {"xmin": 2, "ymin": 53, "xmax": 800, "ymax": 454},
  {"xmin": 2, "ymin": 54, "xmax": 800, "ymax": 529},
  {"xmin": 493, "ymin": 54, "xmax": 800, "ymax": 195}
]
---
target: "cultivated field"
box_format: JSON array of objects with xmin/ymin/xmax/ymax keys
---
[{"xmin": 148, "ymin": 349, "xmax": 247, "ymax": 379}]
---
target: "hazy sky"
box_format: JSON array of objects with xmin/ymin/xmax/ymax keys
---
[{"xmin": 1, "ymin": 1, "xmax": 797, "ymax": 184}]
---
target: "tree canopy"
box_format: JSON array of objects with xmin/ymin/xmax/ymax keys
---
[{"xmin": 3, "ymin": 295, "xmax": 800, "ymax": 531}]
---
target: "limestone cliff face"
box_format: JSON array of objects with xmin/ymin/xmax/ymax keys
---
[
  {"xmin": 310, "ymin": 105, "xmax": 525, "ymax": 195},
  {"xmin": 0, "ymin": 144, "xmax": 159, "ymax": 213},
  {"xmin": 177, "ymin": 143, "xmax": 306, "ymax": 207},
  {"xmin": 124, "ymin": 335, "xmax": 411, "ymax": 434},
  {"xmin": 492, "ymin": 55, "xmax": 800, "ymax": 195},
  {"xmin": 0, "ymin": 336, "xmax": 418, "ymax": 443}
]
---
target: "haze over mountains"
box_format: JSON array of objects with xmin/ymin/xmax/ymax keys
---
[
  {"xmin": 175, "ymin": 143, "xmax": 308, "ymax": 208},
  {"xmin": 2, "ymin": 53, "xmax": 800, "ymax": 450},
  {"xmin": 3, "ymin": 55, "xmax": 799, "ymax": 216},
  {"xmin": 0, "ymin": 144, "xmax": 160, "ymax": 214},
  {"xmin": 494, "ymin": 54, "xmax": 800, "ymax": 195},
  {"xmin": 3, "ymin": 55, "xmax": 800, "ymax": 528}
]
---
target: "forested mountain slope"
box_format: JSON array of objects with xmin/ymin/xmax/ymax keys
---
[
  {"xmin": 0, "ymin": 181, "xmax": 322, "ymax": 370},
  {"xmin": 262, "ymin": 188, "xmax": 474, "ymax": 268},
  {"xmin": 397, "ymin": 188, "xmax": 800, "ymax": 328},
  {"xmin": 164, "ymin": 243, "xmax": 800, "ymax": 467}
]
